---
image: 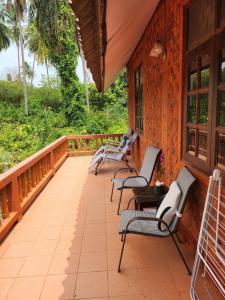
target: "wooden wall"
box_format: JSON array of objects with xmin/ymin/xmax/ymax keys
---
[{"xmin": 127, "ymin": 0, "xmax": 209, "ymax": 251}]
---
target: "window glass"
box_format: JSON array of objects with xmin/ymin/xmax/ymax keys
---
[
  {"xmin": 219, "ymin": 0, "xmax": 225, "ymax": 27},
  {"xmin": 188, "ymin": 95, "xmax": 197, "ymax": 123},
  {"xmin": 201, "ymin": 68, "xmax": 210, "ymax": 87},
  {"xmin": 217, "ymin": 134, "xmax": 225, "ymax": 168},
  {"xmin": 201, "ymin": 54, "xmax": 210, "ymax": 87},
  {"xmin": 218, "ymin": 90, "xmax": 225, "ymax": 126},
  {"xmin": 135, "ymin": 65, "xmax": 143, "ymax": 132},
  {"xmin": 220, "ymin": 50, "xmax": 225, "ymax": 83},
  {"xmin": 187, "ymin": 128, "xmax": 196, "ymax": 155},
  {"xmin": 199, "ymin": 93, "xmax": 209, "ymax": 124},
  {"xmin": 190, "ymin": 72, "xmax": 198, "ymax": 90},
  {"xmin": 198, "ymin": 131, "xmax": 207, "ymax": 160}
]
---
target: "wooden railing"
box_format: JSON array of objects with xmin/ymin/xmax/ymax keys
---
[
  {"xmin": 0, "ymin": 133, "xmax": 124, "ymax": 241},
  {"xmin": 0, "ymin": 136, "xmax": 68, "ymax": 241},
  {"xmin": 68, "ymin": 133, "xmax": 123, "ymax": 156}
]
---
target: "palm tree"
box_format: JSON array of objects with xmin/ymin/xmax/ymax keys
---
[
  {"xmin": 25, "ymin": 22, "xmax": 50, "ymax": 86},
  {"xmin": 7, "ymin": 0, "xmax": 28, "ymax": 115},
  {"xmin": 0, "ymin": 5, "xmax": 10, "ymax": 51},
  {"xmin": 6, "ymin": 5, "xmax": 20, "ymax": 80},
  {"xmin": 24, "ymin": 61, "xmax": 34, "ymax": 81}
]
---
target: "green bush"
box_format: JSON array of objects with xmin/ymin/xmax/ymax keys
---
[
  {"xmin": 0, "ymin": 71, "xmax": 128, "ymax": 173},
  {"xmin": 0, "ymin": 80, "xmax": 24, "ymax": 106}
]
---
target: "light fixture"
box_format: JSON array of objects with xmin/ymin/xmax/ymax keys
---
[{"xmin": 150, "ymin": 41, "xmax": 166, "ymax": 59}]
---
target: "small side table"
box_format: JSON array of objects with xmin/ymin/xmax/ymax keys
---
[{"xmin": 131, "ymin": 185, "xmax": 168, "ymax": 211}]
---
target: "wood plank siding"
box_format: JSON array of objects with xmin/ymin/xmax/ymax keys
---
[{"xmin": 127, "ymin": 0, "xmax": 216, "ymax": 251}]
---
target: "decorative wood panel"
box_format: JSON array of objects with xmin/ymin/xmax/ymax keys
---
[{"xmin": 127, "ymin": 0, "xmax": 215, "ymax": 251}]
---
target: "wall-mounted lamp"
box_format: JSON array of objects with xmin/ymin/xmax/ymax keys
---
[{"xmin": 150, "ymin": 41, "xmax": 166, "ymax": 59}]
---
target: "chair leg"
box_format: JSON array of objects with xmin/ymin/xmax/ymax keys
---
[
  {"xmin": 94, "ymin": 158, "xmax": 102, "ymax": 175},
  {"xmin": 127, "ymin": 197, "xmax": 136, "ymax": 210},
  {"xmin": 170, "ymin": 234, "xmax": 191, "ymax": 276},
  {"xmin": 121, "ymin": 233, "xmax": 124, "ymax": 242},
  {"xmin": 110, "ymin": 183, "xmax": 114, "ymax": 202},
  {"xmin": 123, "ymin": 157, "xmax": 133, "ymax": 172},
  {"xmin": 118, "ymin": 232, "xmax": 127, "ymax": 272},
  {"xmin": 117, "ymin": 189, "xmax": 123, "ymax": 215}
]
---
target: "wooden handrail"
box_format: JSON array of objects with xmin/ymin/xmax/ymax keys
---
[
  {"xmin": 68, "ymin": 133, "xmax": 123, "ymax": 156},
  {"xmin": 0, "ymin": 133, "xmax": 124, "ymax": 241}
]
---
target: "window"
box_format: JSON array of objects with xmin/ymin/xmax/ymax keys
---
[
  {"xmin": 183, "ymin": 0, "xmax": 225, "ymax": 174},
  {"xmin": 135, "ymin": 65, "xmax": 143, "ymax": 133}
]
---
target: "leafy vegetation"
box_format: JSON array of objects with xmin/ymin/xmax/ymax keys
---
[
  {"xmin": 0, "ymin": 73, "xmax": 128, "ymax": 173},
  {"xmin": 0, "ymin": 1, "xmax": 128, "ymax": 173}
]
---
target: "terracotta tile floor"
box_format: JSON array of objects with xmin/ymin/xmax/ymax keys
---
[{"xmin": 0, "ymin": 157, "xmax": 193, "ymax": 300}]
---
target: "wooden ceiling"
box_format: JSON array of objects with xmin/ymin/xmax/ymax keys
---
[{"xmin": 71, "ymin": 0, "xmax": 159, "ymax": 91}]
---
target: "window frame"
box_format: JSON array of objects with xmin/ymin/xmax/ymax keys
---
[
  {"xmin": 183, "ymin": 0, "xmax": 225, "ymax": 176},
  {"xmin": 134, "ymin": 64, "xmax": 144, "ymax": 134}
]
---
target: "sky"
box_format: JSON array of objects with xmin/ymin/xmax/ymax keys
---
[{"xmin": 0, "ymin": 43, "xmax": 87, "ymax": 86}]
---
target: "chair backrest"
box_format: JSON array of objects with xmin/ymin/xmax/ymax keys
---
[
  {"xmin": 119, "ymin": 129, "xmax": 133, "ymax": 147},
  {"xmin": 169, "ymin": 167, "xmax": 197, "ymax": 233},
  {"xmin": 120, "ymin": 132, "xmax": 138, "ymax": 152},
  {"xmin": 139, "ymin": 146, "xmax": 161, "ymax": 183}
]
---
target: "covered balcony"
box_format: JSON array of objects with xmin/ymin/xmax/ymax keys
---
[
  {"xmin": 0, "ymin": 0, "xmax": 224, "ymax": 299},
  {"xmin": 0, "ymin": 136, "xmax": 195, "ymax": 299}
]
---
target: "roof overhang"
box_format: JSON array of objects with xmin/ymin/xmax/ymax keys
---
[{"xmin": 71, "ymin": 0, "xmax": 159, "ymax": 91}]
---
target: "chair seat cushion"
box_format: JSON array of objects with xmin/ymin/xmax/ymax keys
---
[
  {"xmin": 156, "ymin": 181, "xmax": 181, "ymax": 231},
  {"xmin": 112, "ymin": 177, "xmax": 147, "ymax": 189},
  {"xmin": 119, "ymin": 210, "xmax": 170, "ymax": 237}
]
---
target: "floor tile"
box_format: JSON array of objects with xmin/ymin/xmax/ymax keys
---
[
  {"xmin": 75, "ymin": 271, "xmax": 108, "ymax": 299},
  {"xmin": 109, "ymin": 296, "xmax": 144, "ymax": 300},
  {"xmin": 55, "ymin": 237, "xmax": 82, "ymax": 255},
  {"xmin": 0, "ymin": 157, "xmax": 194, "ymax": 300},
  {"xmin": 37, "ymin": 227, "xmax": 62, "ymax": 240},
  {"xmin": 49, "ymin": 254, "xmax": 79, "ymax": 274},
  {"xmin": 0, "ymin": 258, "xmax": 24, "ymax": 278},
  {"xmin": 84, "ymin": 223, "xmax": 107, "ymax": 236},
  {"xmin": 107, "ymin": 249, "xmax": 137, "ymax": 270},
  {"xmin": 81, "ymin": 236, "xmax": 107, "ymax": 252},
  {"xmin": 60, "ymin": 224, "xmax": 84, "ymax": 239},
  {"xmin": 108, "ymin": 269, "xmax": 142, "ymax": 297},
  {"xmin": 29, "ymin": 240, "xmax": 58, "ymax": 256},
  {"xmin": 107, "ymin": 235, "xmax": 122, "ymax": 251},
  {"xmin": 2, "ymin": 242, "xmax": 33, "ymax": 258},
  {"xmin": 6, "ymin": 276, "xmax": 45, "ymax": 300},
  {"xmin": 19, "ymin": 255, "xmax": 52, "ymax": 276},
  {"xmin": 86, "ymin": 213, "xmax": 106, "ymax": 224},
  {"xmin": 11, "ymin": 228, "xmax": 40, "ymax": 243},
  {"xmin": 138, "ymin": 267, "xmax": 178, "ymax": 297},
  {"xmin": 0, "ymin": 278, "xmax": 14, "ymax": 300},
  {"xmin": 79, "ymin": 251, "xmax": 107, "ymax": 272},
  {"xmin": 40, "ymin": 274, "xmax": 77, "ymax": 300},
  {"xmin": 106, "ymin": 223, "xmax": 120, "ymax": 235}
]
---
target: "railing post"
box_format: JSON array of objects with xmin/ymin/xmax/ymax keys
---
[
  {"xmin": 11, "ymin": 176, "xmax": 22, "ymax": 220},
  {"xmin": 50, "ymin": 151, "xmax": 55, "ymax": 176}
]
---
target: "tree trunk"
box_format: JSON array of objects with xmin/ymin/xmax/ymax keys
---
[
  {"xmin": 45, "ymin": 59, "xmax": 50, "ymax": 87},
  {"xmin": 16, "ymin": 42, "xmax": 21, "ymax": 81},
  {"xmin": 80, "ymin": 52, "xmax": 89, "ymax": 111},
  {"xmin": 18, "ymin": 15, "xmax": 28, "ymax": 115},
  {"xmin": 31, "ymin": 54, "xmax": 36, "ymax": 86}
]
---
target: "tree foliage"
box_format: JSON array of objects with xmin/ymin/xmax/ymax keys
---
[
  {"xmin": 0, "ymin": 1, "xmax": 128, "ymax": 174},
  {"xmin": 0, "ymin": 72, "xmax": 128, "ymax": 173}
]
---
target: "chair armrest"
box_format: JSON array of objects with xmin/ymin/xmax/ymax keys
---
[
  {"xmin": 122, "ymin": 176, "xmax": 148, "ymax": 188},
  {"xmin": 113, "ymin": 167, "xmax": 138, "ymax": 179},
  {"xmin": 105, "ymin": 148, "xmax": 121, "ymax": 154},
  {"xmin": 106, "ymin": 141, "xmax": 120, "ymax": 146},
  {"xmin": 125, "ymin": 216, "xmax": 171, "ymax": 234}
]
